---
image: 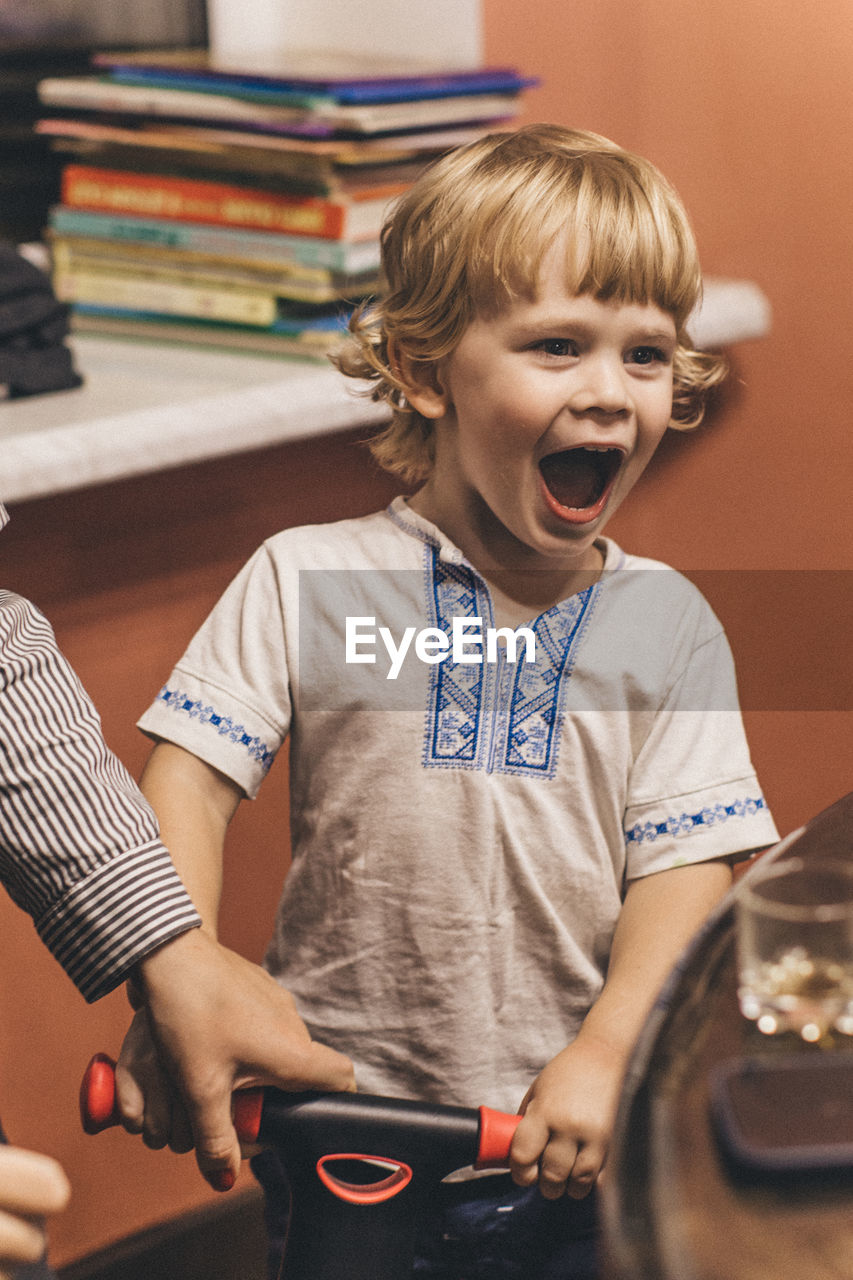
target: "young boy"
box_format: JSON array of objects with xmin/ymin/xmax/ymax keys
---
[{"xmin": 123, "ymin": 125, "xmax": 778, "ymax": 1277}]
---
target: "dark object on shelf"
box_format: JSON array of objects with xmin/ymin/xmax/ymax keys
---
[
  {"xmin": 0, "ymin": 244, "xmax": 82, "ymax": 397},
  {"xmin": 0, "ymin": 0, "xmax": 207, "ymax": 241},
  {"xmin": 0, "ymin": 47, "xmax": 90, "ymax": 242}
]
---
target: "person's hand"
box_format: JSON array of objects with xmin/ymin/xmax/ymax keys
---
[
  {"xmin": 115, "ymin": 1009, "xmax": 195, "ymax": 1156},
  {"xmin": 0, "ymin": 1145, "xmax": 70, "ymax": 1280},
  {"xmin": 508, "ymin": 1032, "xmax": 624, "ymax": 1200},
  {"xmin": 116, "ymin": 928, "xmax": 355, "ymax": 1192}
]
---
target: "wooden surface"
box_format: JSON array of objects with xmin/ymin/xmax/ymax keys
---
[{"xmin": 602, "ymin": 793, "xmax": 853, "ymax": 1280}]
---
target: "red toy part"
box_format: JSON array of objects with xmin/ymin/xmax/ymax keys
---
[
  {"xmin": 232, "ymin": 1087, "xmax": 264, "ymax": 1144},
  {"xmin": 80, "ymin": 1053, "xmax": 120, "ymax": 1134},
  {"xmin": 80, "ymin": 1055, "xmax": 266, "ymax": 1143},
  {"xmin": 316, "ymin": 1154, "xmax": 413, "ymax": 1205},
  {"xmin": 475, "ymin": 1105, "xmax": 521, "ymax": 1167}
]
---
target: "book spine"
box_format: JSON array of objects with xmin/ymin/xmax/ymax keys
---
[
  {"xmin": 70, "ymin": 307, "xmax": 336, "ymax": 360},
  {"xmin": 53, "ymin": 264, "xmax": 278, "ymax": 327},
  {"xmin": 61, "ymin": 165, "xmax": 348, "ymax": 240},
  {"xmin": 51, "ymin": 238, "xmax": 366, "ymax": 305},
  {"xmin": 49, "ymin": 207, "xmax": 381, "ymax": 273},
  {"xmin": 52, "ymin": 236, "xmax": 321, "ymax": 285}
]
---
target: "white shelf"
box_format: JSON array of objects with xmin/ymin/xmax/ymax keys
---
[
  {"xmin": 0, "ymin": 278, "xmax": 770, "ymax": 505},
  {"xmin": 0, "ymin": 337, "xmax": 390, "ymax": 503}
]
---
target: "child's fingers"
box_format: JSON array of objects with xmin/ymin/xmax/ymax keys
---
[
  {"xmin": 538, "ymin": 1134, "xmax": 580, "ymax": 1200},
  {"xmin": 0, "ymin": 1208, "xmax": 47, "ymax": 1270},
  {"xmin": 0, "ymin": 1147, "xmax": 70, "ymax": 1274},
  {"xmin": 565, "ymin": 1142, "xmax": 603, "ymax": 1200},
  {"xmin": 0, "ymin": 1148, "xmax": 70, "ymax": 1219},
  {"xmin": 508, "ymin": 1110, "xmax": 550, "ymax": 1187},
  {"xmin": 507, "ymin": 1104, "xmax": 606, "ymax": 1200}
]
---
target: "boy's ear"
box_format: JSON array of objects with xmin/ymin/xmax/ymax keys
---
[{"xmin": 388, "ymin": 337, "xmax": 449, "ymax": 419}]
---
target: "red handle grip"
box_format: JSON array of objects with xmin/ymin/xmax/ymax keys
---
[
  {"xmin": 80, "ymin": 1054, "xmax": 120, "ymax": 1134},
  {"xmin": 79, "ymin": 1054, "xmax": 265, "ymax": 1143},
  {"xmin": 476, "ymin": 1105, "xmax": 521, "ymax": 1168}
]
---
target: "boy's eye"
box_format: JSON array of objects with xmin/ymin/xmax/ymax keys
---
[
  {"xmin": 535, "ymin": 338, "xmax": 576, "ymax": 358},
  {"xmin": 628, "ymin": 345, "xmax": 670, "ymax": 366}
]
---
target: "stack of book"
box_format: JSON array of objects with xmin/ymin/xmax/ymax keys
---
[{"xmin": 36, "ymin": 50, "xmax": 535, "ymax": 359}]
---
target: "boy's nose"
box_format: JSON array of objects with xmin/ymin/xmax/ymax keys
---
[{"xmin": 568, "ymin": 356, "xmax": 630, "ymax": 416}]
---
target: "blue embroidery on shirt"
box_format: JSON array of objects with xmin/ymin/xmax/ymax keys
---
[
  {"xmin": 502, "ymin": 596, "xmax": 595, "ymax": 774},
  {"xmin": 423, "ymin": 556, "xmax": 490, "ymax": 767},
  {"xmin": 422, "ymin": 547, "xmax": 599, "ymax": 779},
  {"xmin": 155, "ymin": 687, "xmax": 275, "ymax": 772},
  {"xmin": 624, "ymin": 796, "xmax": 768, "ymax": 846}
]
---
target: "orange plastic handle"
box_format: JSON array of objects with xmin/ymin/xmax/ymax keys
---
[
  {"xmin": 476, "ymin": 1105, "xmax": 521, "ymax": 1168},
  {"xmin": 79, "ymin": 1053, "xmax": 265, "ymax": 1143}
]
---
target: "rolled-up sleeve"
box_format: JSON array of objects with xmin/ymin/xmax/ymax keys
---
[{"xmin": 0, "ymin": 590, "xmax": 200, "ymax": 1001}]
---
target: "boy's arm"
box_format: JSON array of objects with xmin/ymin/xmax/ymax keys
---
[
  {"xmin": 509, "ymin": 858, "xmax": 733, "ymax": 1200},
  {"xmin": 117, "ymin": 742, "xmax": 355, "ymax": 1191},
  {"xmin": 138, "ymin": 741, "xmax": 237, "ymax": 930}
]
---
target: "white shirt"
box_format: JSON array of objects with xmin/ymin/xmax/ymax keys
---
[{"xmin": 139, "ymin": 499, "xmax": 777, "ymax": 1110}]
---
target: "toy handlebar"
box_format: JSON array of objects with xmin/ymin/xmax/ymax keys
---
[
  {"xmin": 80, "ymin": 1053, "xmax": 520, "ymax": 1174},
  {"xmin": 81, "ymin": 1054, "xmax": 522, "ymax": 1280}
]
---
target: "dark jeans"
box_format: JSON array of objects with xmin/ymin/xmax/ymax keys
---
[{"xmin": 252, "ymin": 1149, "xmax": 600, "ymax": 1280}]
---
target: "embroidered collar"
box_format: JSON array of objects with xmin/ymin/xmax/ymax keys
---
[{"xmin": 385, "ymin": 495, "xmax": 626, "ymax": 584}]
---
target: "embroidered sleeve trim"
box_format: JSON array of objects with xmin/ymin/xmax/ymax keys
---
[
  {"xmin": 154, "ymin": 687, "xmax": 275, "ymax": 772},
  {"xmin": 625, "ymin": 796, "xmax": 768, "ymax": 847}
]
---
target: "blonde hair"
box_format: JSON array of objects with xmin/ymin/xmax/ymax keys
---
[{"xmin": 333, "ymin": 123, "xmax": 726, "ymax": 483}]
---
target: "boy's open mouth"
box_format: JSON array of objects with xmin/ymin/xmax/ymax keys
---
[{"xmin": 539, "ymin": 447, "xmax": 624, "ymax": 523}]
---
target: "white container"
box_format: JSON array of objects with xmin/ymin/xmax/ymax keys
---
[{"xmin": 205, "ymin": 0, "xmax": 483, "ymax": 71}]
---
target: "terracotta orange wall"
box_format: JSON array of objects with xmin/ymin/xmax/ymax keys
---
[{"xmin": 484, "ymin": 0, "xmax": 853, "ymax": 825}]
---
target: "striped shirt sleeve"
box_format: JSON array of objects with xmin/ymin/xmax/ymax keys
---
[{"xmin": 0, "ymin": 589, "xmax": 200, "ymax": 1001}]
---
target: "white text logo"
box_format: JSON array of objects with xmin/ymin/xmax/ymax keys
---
[{"xmin": 345, "ymin": 616, "xmax": 536, "ymax": 680}]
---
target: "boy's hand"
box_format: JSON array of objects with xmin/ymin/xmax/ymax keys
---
[
  {"xmin": 0, "ymin": 1145, "xmax": 70, "ymax": 1279},
  {"xmin": 509, "ymin": 1032, "xmax": 624, "ymax": 1201},
  {"xmin": 117, "ymin": 928, "xmax": 355, "ymax": 1192}
]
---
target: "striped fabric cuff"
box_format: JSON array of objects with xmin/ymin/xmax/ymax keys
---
[{"xmin": 35, "ymin": 840, "xmax": 201, "ymax": 1002}]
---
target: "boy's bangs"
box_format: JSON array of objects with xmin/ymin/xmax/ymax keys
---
[{"xmin": 468, "ymin": 163, "xmax": 701, "ymax": 328}]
